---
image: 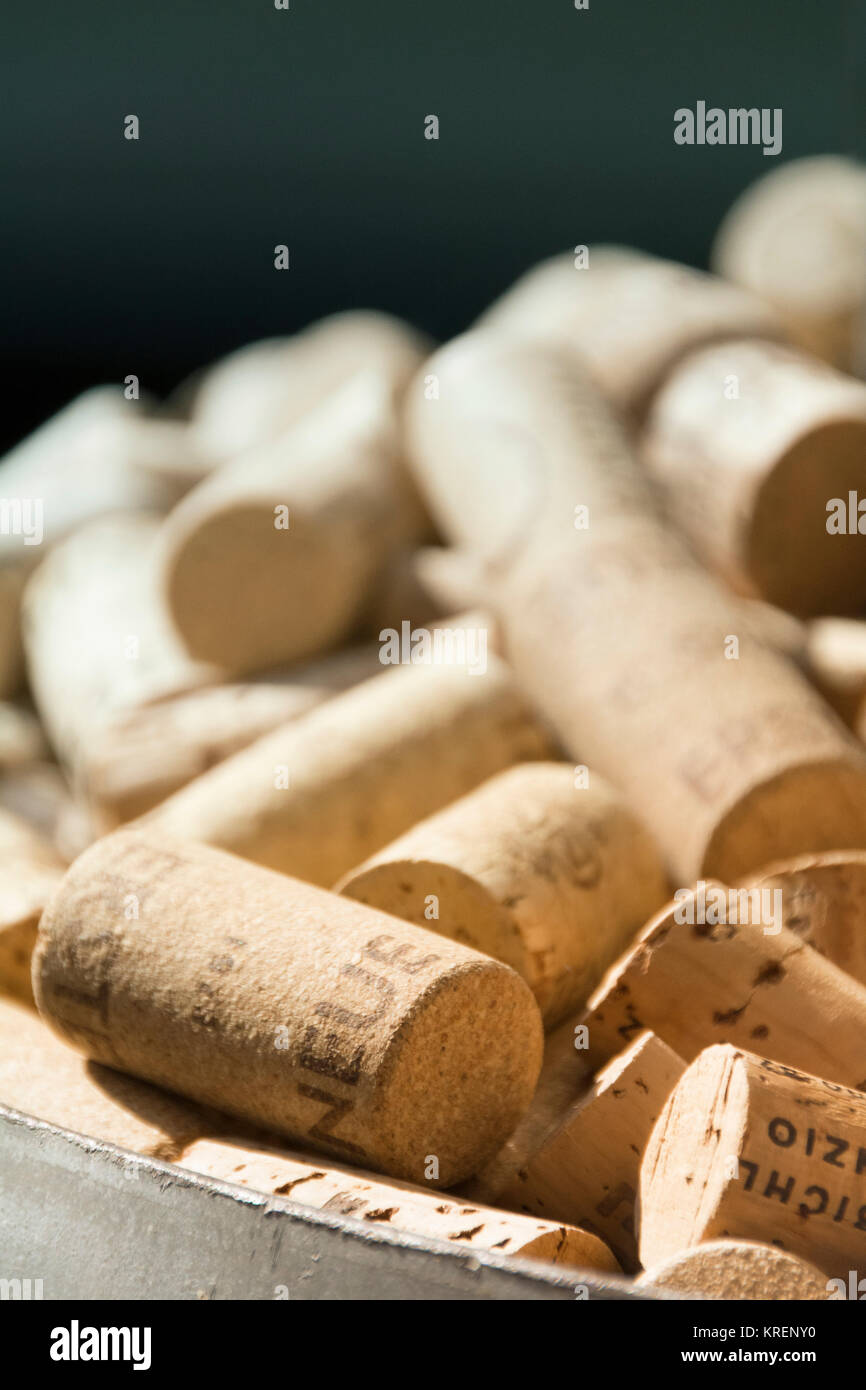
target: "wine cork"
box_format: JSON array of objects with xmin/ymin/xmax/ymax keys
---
[
  {"xmin": 465, "ymin": 1012, "xmax": 600, "ymax": 1205},
  {"xmin": 0, "ymin": 996, "xmax": 213, "ymax": 1160},
  {"xmin": 639, "ymin": 1045, "xmax": 866, "ymax": 1279},
  {"xmin": 805, "ymin": 618, "xmax": 866, "ymax": 727},
  {"xmin": 23, "ymin": 513, "xmax": 217, "ymax": 793},
  {"xmin": 712, "ymin": 156, "xmax": 866, "ymax": 373},
  {"xmin": 637, "ymin": 1240, "xmax": 832, "ymax": 1301},
  {"xmin": 337, "ymin": 762, "xmax": 669, "ymax": 1026},
  {"xmin": 0, "ymin": 806, "xmax": 66, "ymax": 1001},
  {"xmin": 494, "ymin": 1032, "xmax": 685, "ymax": 1271},
  {"xmin": 478, "ymin": 246, "xmax": 781, "ymax": 421},
  {"xmin": 745, "ymin": 851, "xmax": 866, "ymax": 990},
  {"xmin": 33, "ymin": 830, "xmax": 544, "ymax": 1185},
  {"xmin": 579, "ymin": 885, "xmax": 866, "ymax": 1089},
  {"xmin": 144, "ymin": 657, "xmax": 552, "ymax": 887},
  {"xmin": 177, "ymin": 1137, "xmax": 619, "ymax": 1273},
  {"xmin": 161, "ymin": 368, "xmax": 430, "ymax": 674},
  {"xmin": 405, "ymin": 334, "xmax": 866, "ymax": 881},
  {"xmin": 86, "ymin": 644, "xmax": 385, "ymax": 826},
  {"xmin": 191, "ymin": 311, "xmax": 431, "ymax": 464},
  {"xmin": 643, "ymin": 339, "xmax": 866, "ymax": 616},
  {"xmin": 0, "ymin": 389, "xmax": 181, "ymax": 697}
]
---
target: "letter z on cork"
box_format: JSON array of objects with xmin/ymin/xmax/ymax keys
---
[{"xmin": 32, "ymin": 830, "xmax": 544, "ymax": 1186}]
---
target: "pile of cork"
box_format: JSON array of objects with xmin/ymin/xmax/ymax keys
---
[{"xmin": 2, "ymin": 153, "xmax": 866, "ymax": 1301}]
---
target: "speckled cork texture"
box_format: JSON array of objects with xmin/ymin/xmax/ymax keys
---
[
  {"xmin": 338, "ymin": 761, "xmax": 668, "ymax": 1026},
  {"xmin": 638, "ymin": 1240, "xmax": 831, "ymax": 1301},
  {"xmin": 143, "ymin": 657, "xmax": 552, "ymax": 887},
  {"xmin": 579, "ymin": 886, "xmax": 866, "ymax": 1089},
  {"xmin": 176, "ymin": 1136, "xmax": 619, "ymax": 1273},
  {"xmin": 639, "ymin": 1045, "xmax": 866, "ymax": 1279},
  {"xmin": 33, "ymin": 829, "xmax": 544, "ymax": 1186}
]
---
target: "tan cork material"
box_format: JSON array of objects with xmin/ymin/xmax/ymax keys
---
[
  {"xmin": 712, "ymin": 156, "xmax": 866, "ymax": 373},
  {"xmin": 33, "ymin": 830, "xmax": 544, "ymax": 1186},
  {"xmin": 176, "ymin": 1136, "xmax": 619, "ymax": 1273},
  {"xmin": 493, "ymin": 1031, "xmax": 685, "ymax": 1272},
  {"xmin": 85, "ymin": 644, "xmax": 385, "ymax": 827},
  {"xmin": 638, "ymin": 1240, "xmax": 832, "ymax": 1301},
  {"xmin": 643, "ymin": 338, "xmax": 866, "ymax": 615},
  {"xmin": 22, "ymin": 513, "xmax": 217, "ymax": 788},
  {"xmin": 579, "ymin": 886, "xmax": 866, "ymax": 1089},
  {"xmin": 161, "ymin": 368, "xmax": 430, "ymax": 675},
  {"xmin": 404, "ymin": 336, "xmax": 866, "ymax": 881},
  {"xmin": 338, "ymin": 761, "xmax": 668, "ymax": 1026},
  {"xmin": 744, "ymin": 850, "xmax": 866, "ymax": 990},
  {"xmin": 477, "ymin": 246, "xmax": 781, "ymax": 421},
  {"xmin": 190, "ymin": 310, "xmax": 431, "ymax": 465},
  {"xmin": 143, "ymin": 657, "xmax": 552, "ymax": 887},
  {"xmin": 639, "ymin": 1044, "xmax": 866, "ymax": 1279},
  {"xmin": 0, "ymin": 995, "xmax": 213, "ymax": 1161},
  {"xmin": 0, "ymin": 389, "xmax": 181, "ymax": 698}
]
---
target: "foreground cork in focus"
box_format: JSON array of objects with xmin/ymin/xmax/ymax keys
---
[
  {"xmin": 144, "ymin": 656, "xmax": 550, "ymax": 887},
  {"xmin": 638, "ymin": 1241, "xmax": 832, "ymax": 1301},
  {"xmin": 579, "ymin": 886, "xmax": 866, "ymax": 1088},
  {"xmin": 177, "ymin": 1138, "xmax": 619, "ymax": 1273},
  {"xmin": 338, "ymin": 762, "xmax": 668, "ymax": 1026},
  {"xmin": 712, "ymin": 156, "xmax": 866, "ymax": 373},
  {"xmin": 643, "ymin": 339, "xmax": 866, "ymax": 615},
  {"xmin": 34, "ymin": 830, "xmax": 544, "ymax": 1185},
  {"xmin": 639, "ymin": 1045, "xmax": 866, "ymax": 1278},
  {"xmin": 405, "ymin": 334, "xmax": 866, "ymax": 882}
]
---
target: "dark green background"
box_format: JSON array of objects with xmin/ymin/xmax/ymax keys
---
[{"xmin": 2, "ymin": 0, "xmax": 864, "ymax": 447}]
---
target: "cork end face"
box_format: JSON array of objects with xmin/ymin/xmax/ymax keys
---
[
  {"xmin": 638, "ymin": 1044, "xmax": 749, "ymax": 1270},
  {"xmin": 372, "ymin": 959, "xmax": 544, "ymax": 1187},
  {"xmin": 702, "ymin": 757, "xmax": 866, "ymax": 884},
  {"xmin": 639, "ymin": 1238, "xmax": 832, "ymax": 1301},
  {"xmin": 747, "ymin": 418, "xmax": 866, "ymax": 616},
  {"xmin": 339, "ymin": 859, "xmax": 533, "ymax": 995},
  {"xmin": 162, "ymin": 501, "xmax": 368, "ymax": 672}
]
